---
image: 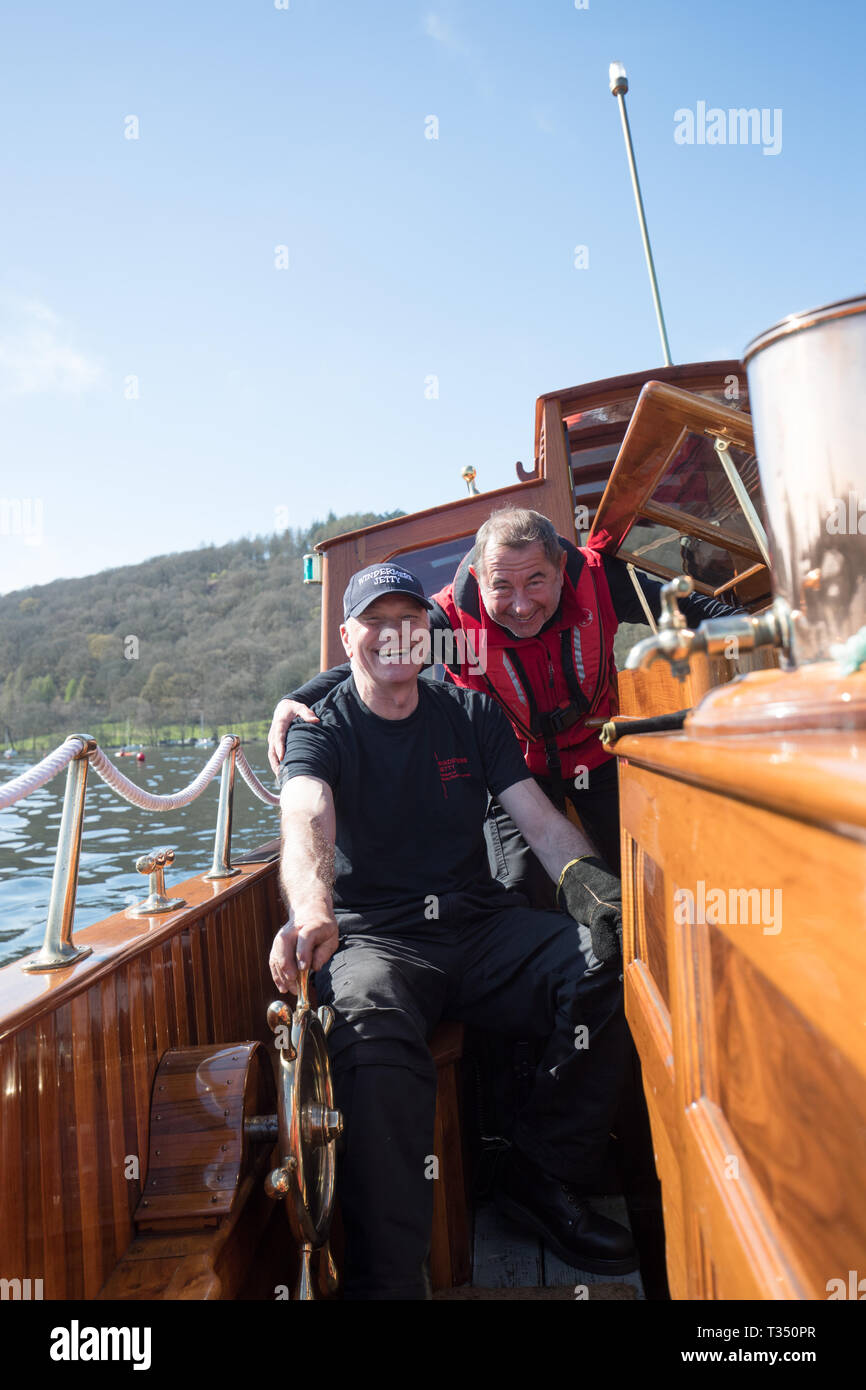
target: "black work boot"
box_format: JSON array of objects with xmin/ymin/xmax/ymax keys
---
[{"xmin": 494, "ymin": 1147, "xmax": 639, "ymax": 1275}]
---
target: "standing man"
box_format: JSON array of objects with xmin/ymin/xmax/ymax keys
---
[{"xmin": 270, "ymin": 562, "xmax": 636, "ymax": 1298}]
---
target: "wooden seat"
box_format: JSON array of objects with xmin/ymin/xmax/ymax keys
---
[
  {"xmin": 307, "ymin": 978, "xmax": 469, "ymax": 1292},
  {"xmin": 429, "ymin": 1020, "xmax": 470, "ymax": 1290}
]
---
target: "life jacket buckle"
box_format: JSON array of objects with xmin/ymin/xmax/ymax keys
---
[{"xmin": 539, "ymin": 704, "xmax": 582, "ymax": 739}]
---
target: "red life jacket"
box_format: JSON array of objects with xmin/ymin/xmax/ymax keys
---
[{"xmin": 433, "ymin": 540, "xmax": 619, "ymax": 780}]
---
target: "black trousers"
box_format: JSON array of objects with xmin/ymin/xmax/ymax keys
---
[
  {"xmin": 314, "ymin": 886, "xmax": 630, "ymax": 1300},
  {"xmin": 483, "ymin": 758, "xmax": 661, "ymax": 1273},
  {"xmin": 484, "ymin": 757, "xmax": 622, "ymax": 905}
]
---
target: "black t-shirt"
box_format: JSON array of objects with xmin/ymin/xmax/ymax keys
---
[{"xmin": 278, "ymin": 675, "xmax": 531, "ymax": 920}]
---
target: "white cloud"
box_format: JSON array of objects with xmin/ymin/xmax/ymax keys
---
[
  {"xmin": 531, "ymin": 107, "xmax": 555, "ymax": 135},
  {"xmin": 423, "ymin": 12, "xmax": 465, "ymax": 53},
  {"xmin": 0, "ymin": 298, "xmax": 103, "ymax": 396}
]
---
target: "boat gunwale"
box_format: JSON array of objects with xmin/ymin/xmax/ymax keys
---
[{"xmin": 0, "ymin": 858, "xmax": 279, "ymax": 1044}]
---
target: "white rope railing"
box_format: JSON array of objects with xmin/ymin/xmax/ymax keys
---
[
  {"xmin": 1, "ymin": 735, "xmax": 279, "ymax": 810},
  {"xmin": 237, "ymin": 749, "xmax": 280, "ymax": 806},
  {"xmin": 88, "ymin": 736, "xmax": 234, "ymax": 810},
  {"xmin": 0, "ymin": 735, "xmax": 87, "ymax": 809},
  {"xmin": 6, "ymin": 730, "xmax": 281, "ymax": 973}
]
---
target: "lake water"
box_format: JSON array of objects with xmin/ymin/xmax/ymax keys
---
[{"xmin": 0, "ymin": 746, "xmax": 282, "ymax": 967}]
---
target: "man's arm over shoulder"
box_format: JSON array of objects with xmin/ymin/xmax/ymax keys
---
[
  {"xmin": 268, "ymin": 673, "xmax": 346, "ymax": 777},
  {"xmin": 284, "ymin": 664, "xmax": 351, "ymax": 707}
]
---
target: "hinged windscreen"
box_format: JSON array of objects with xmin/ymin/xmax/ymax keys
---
[{"xmin": 588, "ymin": 381, "xmax": 771, "ymax": 610}]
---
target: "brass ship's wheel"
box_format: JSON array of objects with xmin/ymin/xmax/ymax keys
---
[{"xmin": 265, "ymin": 968, "xmax": 343, "ymax": 1299}]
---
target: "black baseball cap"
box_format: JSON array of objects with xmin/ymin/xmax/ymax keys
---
[{"xmin": 343, "ymin": 563, "xmax": 433, "ymax": 621}]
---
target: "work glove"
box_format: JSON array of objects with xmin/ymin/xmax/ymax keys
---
[{"xmin": 556, "ymin": 856, "xmax": 623, "ymax": 964}]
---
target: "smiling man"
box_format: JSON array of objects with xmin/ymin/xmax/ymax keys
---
[
  {"xmin": 269, "ymin": 508, "xmax": 739, "ymax": 894},
  {"xmin": 270, "ymin": 561, "xmax": 637, "ymax": 1299}
]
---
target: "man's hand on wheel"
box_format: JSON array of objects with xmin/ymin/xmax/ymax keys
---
[
  {"xmin": 556, "ymin": 856, "xmax": 623, "ymax": 964},
  {"xmin": 267, "ymin": 698, "xmax": 320, "ymax": 777},
  {"xmin": 268, "ymin": 913, "xmax": 340, "ymax": 993}
]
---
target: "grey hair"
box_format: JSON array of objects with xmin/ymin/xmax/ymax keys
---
[{"xmin": 473, "ymin": 508, "xmax": 564, "ymax": 578}]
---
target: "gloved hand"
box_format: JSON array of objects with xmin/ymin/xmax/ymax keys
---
[{"xmin": 556, "ymin": 856, "xmax": 623, "ymax": 964}]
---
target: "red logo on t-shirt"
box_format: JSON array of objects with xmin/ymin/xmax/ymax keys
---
[{"xmin": 435, "ymin": 752, "xmax": 470, "ymax": 799}]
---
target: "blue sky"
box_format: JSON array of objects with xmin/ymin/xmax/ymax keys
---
[{"xmin": 1, "ymin": 0, "xmax": 863, "ymax": 594}]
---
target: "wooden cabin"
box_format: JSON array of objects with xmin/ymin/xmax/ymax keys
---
[{"xmin": 1, "ymin": 348, "xmax": 863, "ymax": 1303}]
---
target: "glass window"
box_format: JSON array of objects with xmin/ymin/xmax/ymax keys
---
[
  {"xmin": 388, "ymin": 536, "xmax": 473, "ymax": 598},
  {"xmin": 623, "ymin": 520, "xmax": 745, "ymax": 591},
  {"xmin": 563, "ymin": 385, "xmax": 749, "ymax": 436},
  {"xmin": 650, "ymin": 433, "xmax": 766, "ymax": 537}
]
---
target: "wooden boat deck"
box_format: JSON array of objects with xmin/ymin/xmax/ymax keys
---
[{"xmin": 433, "ymin": 1197, "xmax": 644, "ymax": 1300}]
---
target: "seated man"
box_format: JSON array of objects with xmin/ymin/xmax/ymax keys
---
[
  {"xmin": 269, "ymin": 561, "xmax": 636, "ymax": 1299},
  {"xmin": 268, "ymin": 506, "xmax": 745, "ymax": 887}
]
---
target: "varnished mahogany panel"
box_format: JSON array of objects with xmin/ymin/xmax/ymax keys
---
[
  {"xmin": 622, "ymin": 826, "xmax": 684, "ymax": 1295},
  {"xmin": 0, "ymin": 863, "xmax": 283, "ymax": 1300},
  {"xmin": 638, "ymin": 848, "xmax": 670, "ymax": 1010},
  {"xmin": 709, "ymin": 928, "xmax": 866, "ymax": 1292},
  {"xmin": 618, "ymin": 737, "xmax": 866, "ymax": 1299},
  {"xmin": 616, "ymin": 728, "xmax": 866, "ymax": 841}
]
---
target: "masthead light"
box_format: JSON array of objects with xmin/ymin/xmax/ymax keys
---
[{"xmin": 609, "ymin": 62, "xmax": 628, "ymax": 96}]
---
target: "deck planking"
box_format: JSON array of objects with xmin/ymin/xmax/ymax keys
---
[{"xmin": 472, "ymin": 1198, "xmax": 645, "ymax": 1298}]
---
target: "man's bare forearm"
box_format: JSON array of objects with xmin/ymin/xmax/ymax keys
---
[
  {"xmin": 527, "ymin": 811, "xmax": 597, "ymax": 884},
  {"xmin": 278, "ymin": 779, "xmax": 337, "ymax": 918},
  {"xmin": 271, "ymin": 777, "xmax": 341, "ymax": 987},
  {"xmin": 498, "ymin": 775, "xmax": 622, "ymax": 961},
  {"xmin": 498, "ymin": 777, "xmax": 600, "ymax": 884},
  {"xmin": 280, "ymin": 819, "xmax": 335, "ymax": 916}
]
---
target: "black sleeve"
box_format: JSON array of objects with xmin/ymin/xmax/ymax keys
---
[
  {"xmin": 277, "ymin": 719, "xmax": 340, "ymax": 791},
  {"xmin": 476, "ymin": 696, "xmax": 533, "ymax": 798},
  {"xmin": 601, "ymin": 553, "xmax": 747, "ymax": 626},
  {"xmin": 428, "ymin": 600, "xmax": 453, "ymax": 635},
  {"xmin": 286, "ymin": 663, "xmax": 351, "ymax": 705}
]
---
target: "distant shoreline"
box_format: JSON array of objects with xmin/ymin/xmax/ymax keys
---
[{"xmin": 4, "ymin": 728, "xmax": 270, "ymax": 758}]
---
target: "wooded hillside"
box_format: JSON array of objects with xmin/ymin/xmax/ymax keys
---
[{"xmin": 0, "ymin": 511, "xmax": 403, "ymax": 747}]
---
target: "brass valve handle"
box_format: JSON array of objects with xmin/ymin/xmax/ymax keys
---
[
  {"xmin": 659, "ymin": 574, "xmax": 693, "ymax": 631},
  {"xmin": 625, "ymin": 573, "xmax": 790, "ymax": 680},
  {"xmin": 265, "ymin": 966, "xmax": 343, "ymax": 1300}
]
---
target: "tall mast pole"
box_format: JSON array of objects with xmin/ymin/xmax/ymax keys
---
[{"xmin": 609, "ymin": 62, "xmax": 673, "ymax": 366}]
